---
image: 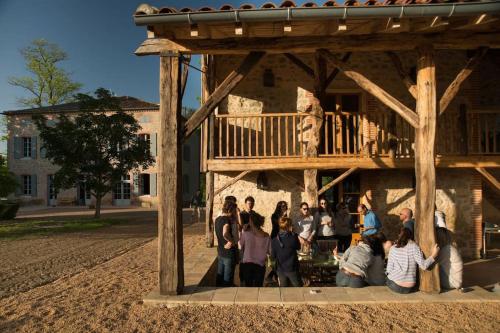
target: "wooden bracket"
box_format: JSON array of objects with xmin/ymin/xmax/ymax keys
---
[
  {"xmin": 318, "ymin": 167, "xmax": 359, "ymax": 196},
  {"xmin": 273, "ymin": 170, "xmax": 305, "ymax": 192},
  {"xmin": 476, "ymin": 167, "xmax": 500, "ymax": 193},
  {"xmin": 213, "ymin": 170, "xmax": 253, "ymax": 197},
  {"xmin": 386, "ymin": 51, "xmax": 417, "ymax": 99},
  {"xmin": 283, "ymin": 53, "xmax": 314, "ymax": 78}
]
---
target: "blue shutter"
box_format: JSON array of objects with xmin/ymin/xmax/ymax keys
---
[
  {"xmin": 31, "ymin": 137, "xmax": 37, "ymax": 159},
  {"xmin": 15, "ymin": 175, "xmax": 22, "ymax": 195},
  {"xmin": 31, "ymin": 174, "xmax": 37, "ymax": 196},
  {"xmin": 14, "ymin": 137, "xmax": 21, "ymax": 159},
  {"xmin": 133, "ymin": 173, "xmax": 140, "ymax": 195},
  {"xmin": 150, "ymin": 173, "xmax": 157, "ymax": 197},
  {"xmin": 151, "ymin": 133, "xmax": 157, "ymax": 157}
]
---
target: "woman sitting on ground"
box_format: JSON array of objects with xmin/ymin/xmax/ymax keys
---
[
  {"xmin": 334, "ymin": 235, "xmax": 377, "ymax": 288},
  {"xmin": 435, "ymin": 227, "xmax": 463, "ymax": 290},
  {"xmin": 315, "ymin": 197, "xmax": 335, "ymax": 241},
  {"xmin": 386, "ymin": 228, "xmax": 440, "ymax": 294},
  {"xmin": 271, "ymin": 217, "xmax": 303, "ymax": 287},
  {"xmin": 365, "ymin": 233, "xmax": 387, "ymax": 286},
  {"xmin": 239, "ymin": 215, "xmax": 271, "ymax": 287}
]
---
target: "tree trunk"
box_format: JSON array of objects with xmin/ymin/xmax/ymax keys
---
[
  {"xmin": 414, "ymin": 45, "xmax": 440, "ymax": 293},
  {"xmin": 94, "ymin": 195, "xmax": 102, "ymax": 219}
]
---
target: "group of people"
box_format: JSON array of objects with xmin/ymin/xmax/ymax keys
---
[{"xmin": 215, "ymin": 194, "xmax": 463, "ymax": 294}]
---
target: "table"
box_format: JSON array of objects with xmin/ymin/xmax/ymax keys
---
[
  {"xmin": 298, "ymin": 252, "xmax": 339, "ymax": 286},
  {"xmin": 483, "ymin": 223, "xmax": 500, "ymax": 258}
]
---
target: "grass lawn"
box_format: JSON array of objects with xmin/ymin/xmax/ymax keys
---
[{"xmin": 0, "ymin": 218, "xmax": 122, "ymax": 239}]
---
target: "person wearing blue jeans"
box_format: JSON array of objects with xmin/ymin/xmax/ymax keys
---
[{"xmin": 215, "ymin": 200, "xmax": 239, "ymax": 287}]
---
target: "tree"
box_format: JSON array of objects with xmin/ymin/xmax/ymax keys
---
[
  {"xmin": 8, "ymin": 39, "xmax": 82, "ymax": 108},
  {"xmin": 0, "ymin": 155, "xmax": 18, "ymax": 198},
  {"xmin": 34, "ymin": 88, "xmax": 155, "ymax": 218}
]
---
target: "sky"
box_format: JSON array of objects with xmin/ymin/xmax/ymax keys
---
[{"xmin": 0, "ymin": 0, "xmax": 272, "ymax": 154}]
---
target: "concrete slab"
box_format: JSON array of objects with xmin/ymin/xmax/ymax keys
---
[
  {"xmin": 211, "ymin": 287, "xmax": 237, "ymax": 305},
  {"xmin": 235, "ymin": 288, "xmax": 259, "ymax": 304},
  {"xmin": 188, "ymin": 288, "xmax": 216, "ymax": 304},
  {"xmin": 345, "ymin": 287, "xmax": 382, "ymax": 304},
  {"xmin": 321, "ymin": 287, "xmax": 354, "ymax": 303},
  {"xmin": 468, "ymin": 286, "xmax": 500, "ymax": 302},
  {"xmin": 281, "ymin": 287, "xmax": 305, "ymax": 305},
  {"xmin": 302, "ymin": 288, "xmax": 329, "ymax": 305},
  {"xmin": 258, "ymin": 288, "xmax": 282, "ymax": 305}
]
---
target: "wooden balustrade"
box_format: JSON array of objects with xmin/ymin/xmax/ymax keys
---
[{"xmin": 212, "ymin": 110, "xmax": 499, "ymax": 159}]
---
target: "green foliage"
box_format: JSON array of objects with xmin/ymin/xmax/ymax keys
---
[
  {"xmin": 0, "ymin": 155, "xmax": 18, "ymax": 198},
  {"xmin": 33, "ymin": 88, "xmax": 155, "ymax": 217},
  {"xmin": 8, "ymin": 39, "xmax": 82, "ymax": 107}
]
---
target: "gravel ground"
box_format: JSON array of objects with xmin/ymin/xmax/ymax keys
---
[{"xmin": 0, "ymin": 221, "xmax": 499, "ymax": 333}]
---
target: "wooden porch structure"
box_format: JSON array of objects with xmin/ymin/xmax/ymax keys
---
[{"xmin": 134, "ymin": 1, "xmax": 500, "ymax": 295}]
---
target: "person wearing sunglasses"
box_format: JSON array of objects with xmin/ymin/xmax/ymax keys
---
[
  {"xmin": 315, "ymin": 197, "xmax": 335, "ymax": 241},
  {"xmin": 293, "ymin": 202, "xmax": 317, "ymax": 249}
]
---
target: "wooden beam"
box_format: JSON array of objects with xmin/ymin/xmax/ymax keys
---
[
  {"xmin": 476, "ymin": 167, "xmax": 500, "ymax": 193},
  {"xmin": 214, "ymin": 170, "xmax": 253, "ymax": 197},
  {"xmin": 318, "ymin": 167, "xmax": 359, "ymax": 196},
  {"xmin": 207, "ymin": 156, "xmax": 500, "ymax": 171},
  {"xmin": 135, "ymin": 31, "xmax": 500, "ymax": 55},
  {"xmin": 386, "ymin": 51, "xmax": 417, "ymax": 99},
  {"xmin": 319, "ymin": 49, "xmax": 420, "ymax": 129},
  {"xmin": 180, "ymin": 55, "xmax": 191, "ymax": 100},
  {"xmin": 283, "ymin": 53, "xmax": 314, "ymax": 78},
  {"xmin": 183, "ymin": 51, "xmax": 265, "ymax": 140},
  {"xmin": 158, "ymin": 52, "xmax": 184, "ymax": 295},
  {"xmin": 414, "ymin": 45, "xmax": 440, "ymax": 293},
  {"xmin": 324, "ymin": 52, "xmax": 351, "ymax": 89},
  {"xmin": 273, "ymin": 170, "xmax": 305, "ymax": 192},
  {"xmin": 439, "ymin": 47, "xmax": 488, "ymax": 115}
]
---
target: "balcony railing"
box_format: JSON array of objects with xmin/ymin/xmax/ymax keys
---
[{"xmin": 212, "ymin": 110, "xmax": 499, "ymax": 159}]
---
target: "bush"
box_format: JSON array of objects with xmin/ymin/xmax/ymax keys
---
[{"xmin": 0, "ymin": 202, "xmax": 20, "ymax": 220}]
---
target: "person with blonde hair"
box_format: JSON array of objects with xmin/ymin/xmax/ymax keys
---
[
  {"xmin": 435, "ymin": 227, "xmax": 463, "ymax": 290},
  {"xmin": 271, "ymin": 216, "xmax": 303, "ymax": 287}
]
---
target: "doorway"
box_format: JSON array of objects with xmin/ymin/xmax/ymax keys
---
[
  {"xmin": 47, "ymin": 174, "xmax": 57, "ymax": 206},
  {"xmin": 113, "ymin": 175, "xmax": 131, "ymax": 206},
  {"xmin": 77, "ymin": 178, "xmax": 91, "ymax": 206}
]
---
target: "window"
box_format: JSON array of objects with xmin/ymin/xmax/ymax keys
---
[
  {"xmin": 183, "ymin": 145, "xmax": 191, "ymax": 162},
  {"xmin": 140, "ymin": 174, "xmax": 151, "ymax": 195},
  {"xmin": 23, "ymin": 175, "xmax": 32, "ymax": 195},
  {"xmin": 113, "ymin": 175, "xmax": 131, "ymax": 200},
  {"xmin": 138, "ymin": 133, "xmax": 151, "ymax": 154},
  {"xmin": 23, "ymin": 137, "xmax": 32, "ymax": 157}
]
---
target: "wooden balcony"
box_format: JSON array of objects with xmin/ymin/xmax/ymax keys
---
[{"xmin": 207, "ymin": 110, "xmax": 500, "ymax": 171}]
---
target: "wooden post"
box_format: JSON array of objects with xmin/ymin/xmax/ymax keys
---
[
  {"xmin": 414, "ymin": 45, "xmax": 440, "ymax": 293},
  {"xmin": 158, "ymin": 52, "xmax": 184, "ymax": 295},
  {"xmin": 204, "ymin": 54, "xmax": 216, "ymax": 248},
  {"xmin": 304, "ymin": 51, "xmax": 326, "ymax": 208}
]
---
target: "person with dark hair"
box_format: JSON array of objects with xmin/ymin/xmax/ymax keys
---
[
  {"xmin": 271, "ymin": 217, "xmax": 303, "ymax": 287},
  {"xmin": 365, "ymin": 233, "xmax": 387, "ymax": 286},
  {"xmin": 215, "ymin": 200, "xmax": 239, "ymax": 287},
  {"xmin": 271, "ymin": 201, "xmax": 288, "ymax": 239},
  {"xmin": 334, "ymin": 234, "xmax": 376, "ymax": 288},
  {"xmin": 386, "ymin": 228, "xmax": 440, "ymax": 294},
  {"xmin": 267, "ymin": 201, "xmax": 288, "ymax": 283},
  {"xmin": 435, "ymin": 227, "xmax": 463, "ymax": 290},
  {"xmin": 240, "ymin": 196, "xmax": 263, "ymax": 229},
  {"xmin": 239, "ymin": 214, "xmax": 270, "ymax": 287},
  {"xmin": 293, "ymin": 202, "xmax": 317, "ymax": 250},
  {"xmin": 357, "ymin": 204, "xmax": 382, "ymax": 236},
  {"xmin": 315, "ymin": 197, "xmax": 335, "ymax": 240},
  {"xmin": 335, "ymin": 202, "xmax": 353, "ymax": 252}
]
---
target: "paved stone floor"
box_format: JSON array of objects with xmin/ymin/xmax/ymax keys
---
[{"xmin": 144, "ymin": 285, "xmax": 500, "ymax": 307}]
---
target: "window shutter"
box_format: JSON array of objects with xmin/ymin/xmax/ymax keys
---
[
  {"xmin": 15, "ymin": 175, "xmax": 22, "ymax": 195},
  {"xmin": 14, "ymin": 137, "xmax": 21, "ymax": 159},
  {"xmin": 150, "ymin": 173, "xmax": 157, "ymax": 197},
  {"xmin": 40, "ymin": 139, "xmax": 46, "ymax": 159},
  {"xmin": 31, "ymin": 174, "xmax": 37, "ymax": 196},
  {"xmin": 31, "ymin": 137, "xmax": 37, "ymax": 159},
  {"xmin": 133, "ymin": 173, "xmax": 140, "ymax": 195},
  {"xmin": 151, "ymin": 133, "xmax": 157, "ymax": 157}
]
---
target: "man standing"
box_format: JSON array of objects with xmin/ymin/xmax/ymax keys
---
[
  {"xmin": 399, "ymin": 208, "xmax": 415, "ymax": 236},
  {"xmin": 190, "ymin": 190, "xmax": 201, "ymax": 223},
  {"xmin": 358, "ymin": 204, "xmax": 382, "ymax": 236},
  {"xmin": 293, "ymin": 202, "xmax": 317, "ymax": 250},
  {"xmin": 240, "ymin": 196, "xmax": 262, "ymax": 229}
]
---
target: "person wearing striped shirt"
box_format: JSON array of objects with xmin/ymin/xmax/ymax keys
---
[{"xmin": 386, "ymin": 228, "xmax": 440, "ymax": 294}]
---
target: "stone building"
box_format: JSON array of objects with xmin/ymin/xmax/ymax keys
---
[
  {"xmin": 3, "ymin": 96, "xmax": 201, "ymax": 208},
  {"xmin": 133, "ymin": 1, "xmax": 500, "ymax": 294}
]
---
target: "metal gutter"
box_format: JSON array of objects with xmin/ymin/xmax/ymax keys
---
[{"xmin": 134, "ymin": 2, "xmax": 500, "ymax": 26}]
